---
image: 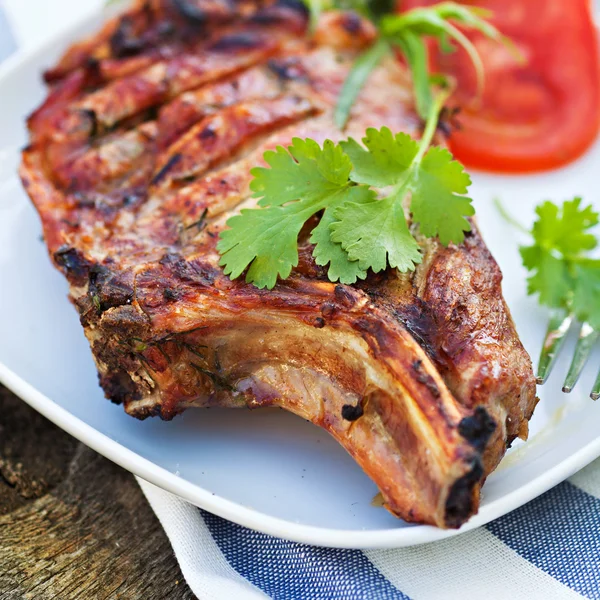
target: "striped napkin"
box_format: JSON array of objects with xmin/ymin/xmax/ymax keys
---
[
  {"xmin": 3, "ymin": 1, "xmax": 600, "ymax": 598},
  {"xmin": 138, "ymin": 469, "xmax": 600, "ymax": 599}
]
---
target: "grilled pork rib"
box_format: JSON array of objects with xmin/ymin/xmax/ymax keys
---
[{"xmin": 21, "ymin": 0, "xmax": 537, "ymax": 528}]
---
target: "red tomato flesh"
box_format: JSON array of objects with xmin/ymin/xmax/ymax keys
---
[{"xmin": 399, "ymin": 0, "xmax": 600, "ymax": 173}]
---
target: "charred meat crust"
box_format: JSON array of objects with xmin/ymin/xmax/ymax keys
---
[
  {"xmin": 458, "ymin": 406, "xmax": 497, "ymax": 452},
  {"xmin": 444, "ymin": 457, "xmax": 484, "ymax": 528},
  {"xmin": 21, "ymin": 0, "xmax": 537, "ymax": 529}
]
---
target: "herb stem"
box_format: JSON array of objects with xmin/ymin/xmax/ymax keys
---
[
  {"xmin": 335, "ymin": 38, "xmax": 390, "ymax": 129},
  {"xmin": 414, "ymin": 87, "xmax": 451, "ymax": 165},
  {"xmin": 494, "ymin": 197, "xmax": 529, "ymax": 235}
]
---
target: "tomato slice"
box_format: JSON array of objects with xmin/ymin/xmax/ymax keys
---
[{"xmin": 398, "ymin": 0, "xmax": 600, "ymax": 172}]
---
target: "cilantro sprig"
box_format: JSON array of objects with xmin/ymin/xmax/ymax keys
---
[
  {"xmin": 216, "ymin": 1, "xmax": 510, "ymax": 289},
  {"xmin": 325, "ymin": 1, "xmax": 514, "ymax": 128},
  {"xmin": 218, "ymin": 90, "xmax": 474, "ymax": 289},
  {"xmin": 217, "ymin": 139, "xmax": 371, "ymax": 289},
  {"xmin": 506, "ymin": 198, "xmax": 600, "ymax": 329}
]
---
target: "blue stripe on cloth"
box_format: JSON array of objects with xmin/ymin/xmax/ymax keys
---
[
  {"xmin": 201, "ymin": 510, "xmax": 411, "ymax": 600},
  {"xmin": 486, "ymin": 481, "xmax": 600, "ymax": 599}
]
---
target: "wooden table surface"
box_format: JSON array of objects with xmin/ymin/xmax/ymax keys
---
[{"xmin": 0, "ymin": 384, "xmax": 196, "ymax": 599}]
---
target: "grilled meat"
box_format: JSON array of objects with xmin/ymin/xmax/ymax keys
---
[{"xmin": 20, "ymin": 0, "xmax": 537, "ymax": 528}]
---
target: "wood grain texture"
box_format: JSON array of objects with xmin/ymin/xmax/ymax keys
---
[{"xmin": 0, "ymin": 384, "xmax": 196, "ymax": 599}]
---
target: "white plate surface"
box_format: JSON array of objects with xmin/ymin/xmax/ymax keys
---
[{"xmin": 1, "ymin": 8, "xmax": 600, "ymax": 549}]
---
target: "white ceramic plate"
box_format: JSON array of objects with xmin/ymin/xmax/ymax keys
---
[{"xmin": 1, "ymin": 8, "xmax": 600, "ymax": 549}]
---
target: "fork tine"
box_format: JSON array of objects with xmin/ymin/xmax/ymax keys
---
[
  {"xmin": 592, "ymin": 369, "xmax": 600, "ymax": 401},
  {"xmin": 537, "ymin": 309, "xmax": 573, "ymax": 385},
  {"xmin": 562, "ymin": 323, "xmax": 599, "ymax": 393}
]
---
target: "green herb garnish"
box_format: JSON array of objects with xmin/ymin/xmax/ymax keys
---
[
  {"xmin": 216, "ymin": 0, "xmax": 512, "ymax": 289},
  {"xmin": 326, "ymin": 1, "xmax": 513, "ymax": 128},
  {"xmin": 218, "ymin": 89, "xmax": 473, "ymax": 289},
  {"xmin": 507, "ymin": 198, "xmax": 600, "ymax": 328}
]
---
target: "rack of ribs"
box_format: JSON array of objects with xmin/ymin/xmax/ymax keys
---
[{"xmin": 20, "ymin": 0, "xmax": 537, "ymax": 528}]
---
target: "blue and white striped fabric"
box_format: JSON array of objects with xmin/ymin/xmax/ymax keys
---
[
  {"xmin": 3, "ymin": 1, "xmax": 600, "ymax": 598},
  {"xmin": 138, "ymin": 461, "xmax": 600, "ymax": 600}
]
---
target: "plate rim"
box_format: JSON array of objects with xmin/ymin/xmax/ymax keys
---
[{"xmin": 2, "ymin": 6, "xmax": 600, "ymax": 549}]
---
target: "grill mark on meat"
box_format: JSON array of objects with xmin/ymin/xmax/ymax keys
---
[
  {"xmin": 209, "ymin": 33, "xmax": 267, "ymax": 52},
  {"xmin": 156, "ymin": 65, "xmax": 282, "ymax": 148},
  {"xmin": 42, "ymin": 0, "xmax": 269, "ymax": 84},
  {"xmin": 39, "ymin": 47, "xmax": 352, "ymax": 247},
  {"xmin": 267, "ymin": 57, "xmax": 309, "ymax": 82},
  {"xmin": 339, "ymin": 11, "xmax": 362, "ymax": 35},
  {"xmin": 69, "ymin": 33, "xmax": 280, "ymax": 132},
  {"xmin": 110, "ymin": 15, "xmax": 148, "ymax": 58},
  {"xmin": 55, "ymin": 121, "xmax": 159, "ymax": 191},
  {"xmin": 172, "ymin": 0, "xmax": 209, "ymax": 24},
  {"xmin": 131, "ymin": 115, "xmax": 339, "ymax": 247},
  {"xmin": 81, "ymin": 108, "xmax": 99, "ymax": 138},
  {"xmin": 271, "ymin": 0, "xmax": 308, "ymax": 16},
  {"xmin": 22, "ymin": 0, "xmax": 537, "ymax": 529},
  {"xmin": 38, "ymin": 36, "xmax": 313, "ymax": 198},
  {"xmin": 152, "ymin": 95, "xmax": 317, "ymax": 189},
  {"xmin": 412, "ymin": 359, "xmax": 441, "ymax": 398},
  {"xmin": 151, "ymin": 152, "xmax": 183, "ymax": 185}
]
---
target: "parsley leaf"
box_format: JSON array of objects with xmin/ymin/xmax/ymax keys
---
[{"xmin": 515, "ymin": 198, "xmax": 600, "ymax": 327}]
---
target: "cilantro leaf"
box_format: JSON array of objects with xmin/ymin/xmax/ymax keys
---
[
  {"xmin": 331, "ymin": 190, "xmax": 422, "ymax": 272},
  {"xmin": 336, "ymin": 125, "xmax": 473, "ymax": 257},
  {"xmin": 310, "ymin": 186, "xmax": 370, "ymax": 283},
  {"xmin": 572, "ymin": 260, "xmax": 600, "ymax": 330},
  {"xmin": 411, "ymin": 145, "xmax": 473, "ymax": 245},
  {"xmin": 218, "ymin": 204, "xmax": 311, "ymax": 289},
  {"xmin": 530, "ymin": 198, "xmax": 598, "ymax": 258},
  {"xmin": 219, "ymin": 98, "xmax": 474, "ymax": 289},
  {"xmin": 515, "ymin": 197, "xmax": 600, "ymax": 328},
  {"xmin": 341, "ymin": 128, "xmax": 418, "ymax": 187},
  {"xmin": 519, "ymin": 245, "xmax": 572, "ymax": 309},
  {"xmin": 219, "ymin": 138, "xmax": 369, "ymax": 288},
  {"xmin": 250, "ymin": 138, "xmax": 351, "ymax": 207}
]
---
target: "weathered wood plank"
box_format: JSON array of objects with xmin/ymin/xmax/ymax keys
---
[{"xmin": 0, "ymin": 385, "xmax": 196, "ymax": 599}]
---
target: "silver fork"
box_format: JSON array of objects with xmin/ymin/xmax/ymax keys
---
[{"xmin": 537, "ymin": 309, "xmax": 600, "ymax": 399}]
